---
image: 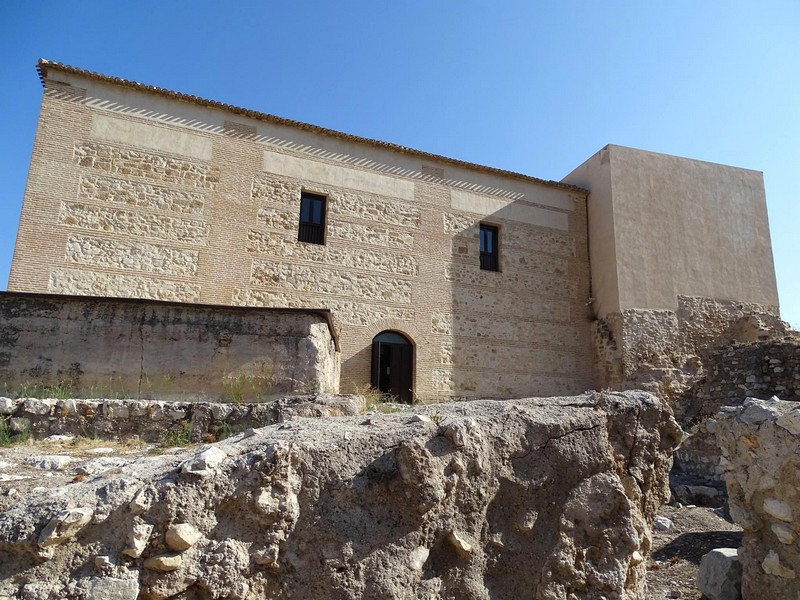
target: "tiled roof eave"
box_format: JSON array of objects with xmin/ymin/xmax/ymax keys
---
[{"xmin": 36, "ymin": 59, "xmax": 588, "ymax": 195}]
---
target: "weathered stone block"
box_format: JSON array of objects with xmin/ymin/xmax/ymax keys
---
[
  {"xmin": 60, "ymin": 202, "xmax": 209, "ymax": 246},
  {"xmin": 78, "ymin": 174, "xmax": 205, "ymax": 216},
  {"xmin": 717, "ymin": 397, "xmax": 800, "ymax": 599},
  {"xmin": 73, "ymin": 143, "xmax": 218, "ymax": 189},
  {"xmin": 66, "ymin": 234, "xmax": 198, "ymax": 277},
  {"xmin": 697, "ymin": 548, "xmax": 742, "ymax": 600},
  {"xmin": 49, "ymin": 268, "xmax": 201, "ymax": 302},
  {"xmin": 250, "ymin": 261, "xmax": 412, "ymax": 304}
]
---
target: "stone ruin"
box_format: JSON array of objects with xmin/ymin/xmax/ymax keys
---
[
  {"xmin": 0, "ymin": 391, "xmax": 681, "ymax": 600},
  {"xmin": 716, "ymin": 396, "xmax": 800, "ymax": 599}
]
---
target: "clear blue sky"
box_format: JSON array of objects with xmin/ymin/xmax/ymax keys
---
[{"xmin": 1, "ymin": 1, "xmax": 798, "ymax": 325}]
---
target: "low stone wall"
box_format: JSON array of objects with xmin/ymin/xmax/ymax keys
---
[
  {"xmin": 593, "ymin": 295, "xmax": 785, "ymax": 408},
  {"xmin": 0, "ymin": 395, "xmax": 364, "ymax": 443},
  {"xmin": 716, "ymin": 397, "xmax": 800, "ymax": 598},
  {"xmin": 0, "ymin": 292, "xmax": 339, "ymax": 401},
  {"xmin": 674, "ymin": 337, "xmax": 799, "ymax": 486},
  {"xmin": 0, "ymin": 391, "xmax": 681, "ymax": 599}
]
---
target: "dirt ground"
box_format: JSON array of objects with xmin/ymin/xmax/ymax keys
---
[
  {"xmin": 0, "ymin": 438, "xmax": 741, "ymax": 598},
  {"xmin": 647, "ymin": 503, "xmax": 742, "ymax": 599}
]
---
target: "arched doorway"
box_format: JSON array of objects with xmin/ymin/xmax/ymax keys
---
[{"xmin": 371, "ymin": 331, "xmax": 414, "ymax": 403}]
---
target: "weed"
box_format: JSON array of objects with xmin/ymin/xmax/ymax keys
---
[
  {"xmin": 216, "ymin": 421, "xmax": 236, "ymax": 441},
  {"xmin": 303, "ymin": 379, "xmax": 321, "ymax": 394},
  {"xmin": 0, "ymin": 418, "xmax": 12, "ymax": 447},
  {"xmin": 356, "ymin": 385, "xmax": 402, "ymax": 414},
  {"xmin": 221, "ymin": 373, "xmax": 249, "ymax": 404},
  {"xmin": 430, "ymin": 410, "xmax": 446, "ymax": 426},
  {"xmin": 221, "ymin": 368, "xmax": 278, "ymax": 403},
  {"xmin": 41, "ymin": 381, "xmax": 74, "ymax": 400},
  {"xmin": 161, "ymin": 422, "xmax": 193, "ymax": 448},
  {"xmin": 0, "ymin": 417, "xmax": 29, "ymax": 447}
]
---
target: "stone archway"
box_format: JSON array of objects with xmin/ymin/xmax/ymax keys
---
[{"xmin": 371, "ymin": 330, "xmax": 414, "ymax": 403}]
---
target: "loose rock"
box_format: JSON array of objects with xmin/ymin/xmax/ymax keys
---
[{"xmin": 165, "ymin": 523, "xmax": 200, "ymax": 551}]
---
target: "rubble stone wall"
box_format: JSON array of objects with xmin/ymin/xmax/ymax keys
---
[
  {"xmin": 593, "ymin": 295, "xmax": 784, "ymax": 405},
  {"xmin": 0, "ymin": 391, "xmax": 681, "ymax": 600},
  {"xmin": 0, "ymin": 395, "xmax": 364, "ymax": 443},
  {"xmin": 674, "ymin": 336, "xmax": 800, "ymax": 485},
  {"xmin": 716, "ymin": 397, "xmax": 800, "ymax": 599},
  {"xmin": 0, "ymin": 292, "xmax": 338, "ymax": 401}
]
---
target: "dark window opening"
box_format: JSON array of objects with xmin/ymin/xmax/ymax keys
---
[
  {"xmin": 298, "ymin": 192, "xmax": 326, "ymax": 245},
  {"xmin": 480, "ymin": 224, "xmax": 499, "ymax": 271}
]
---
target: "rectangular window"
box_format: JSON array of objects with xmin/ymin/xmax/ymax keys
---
[
  {"xmin": 298, "ymin": 192, "xmax": 326, "ymax": 245},
  {"xmin": 479, "ymin": 224, "xmax": 499, "ymax": 271}
]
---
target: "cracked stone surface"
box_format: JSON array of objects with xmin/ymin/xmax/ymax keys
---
[{"xmin": 0, "ymin": 391, "xmax": 680, "ymax": 599}]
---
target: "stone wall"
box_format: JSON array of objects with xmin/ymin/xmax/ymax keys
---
[
  {"xmin": 0, "ymin": 395, "xmax": 363, "ymax": 443},
  {"xmin": 0, "ymin": 292, "xmax": 338, "ymax": 401},
  {"xmin": 716, "ymin": 397, "xmax": 800, "ymax": 599},
  {"xmin": 593, "ymin": 295, "xmax": 785, "ymax": 407},
  {"xmin": 9, "ymin": 63, "xmax": 595, "ymax": 401},
  {"xmin": 0, "ymin": 391, "xmax": 681, "ymax": 599},
  {"xmin": 672, "ymin": 335, "xmax": 799, "ymax": 485}
]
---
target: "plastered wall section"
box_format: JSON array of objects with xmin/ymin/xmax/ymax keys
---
[
  {"xmin": 9, "ymin": 70, "xmax": 595, "ymax": 400},
  {"xmin": 0, "ymin": 293, "xmax": 338, "ymax": 400},
  {"xmin": 564, "ymin": 144, "xmax": 779, "ymax": 317}
]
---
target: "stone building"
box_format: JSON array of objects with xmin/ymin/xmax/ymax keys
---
[{"xmin": 6, "ymin": 60, "xmax": 781, "ymax": 402}]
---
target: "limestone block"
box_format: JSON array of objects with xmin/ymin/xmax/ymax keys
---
[
  {"xmin": 165, "ymin": 523, "xmax": 201, "ymax": 552},
  {"xmin": 23, "ymin": 398, "xmax": 52, "ymax": 416},
  {"xmin": 38, "ymin": 508, "xmax": 93, "ymax": 547},
  {"xmin": 27, "ymin": 455, "xmax": 73, "ymax": 471},
  {"xmin": 246, "ymin": 231, "xmax": 418, "ymax": 276},
  {"xmin": 122, "ymin": 522, "xmax": 153, "ymax": 558},
  {"xmin": 73, "ymin": 143, "xmax": 218, "ymax": 189},
  {"xmin": 762, "ymin": 550, "xmax": 795, "ymax": 579},
  {"xmin": 251, "ymin": 176, "xmax": 299, "ymax": 204},
  {"xmin": 66, "ymin": 234, "xmax": 198, "ymax": 277},
  {"xmin": 256, "ymin": 207, "xmax": 299, "ymax": 231},
  {"xmin": 180, "ymin": 446, "xmax": 227, "ymax": 476},
  {"xmin": 49, "ymin": 268, "xmax": 201, "ymax": 302},
  {"xmin": 451, "ymin": 234, "xmax": 568, "ymax": 276},
  {"xmin": 445, "ymin": 263, "xmax": 573, "ymax": 299},
  {"xmin": 330, "ymin": 192, "xmax": 421, "ymax": 228},
  {"xmin": 431, "ymin": 310, "xmax": 580, "ymax": 346},
  {"xmin": 451, "ymin": 286, "xmax": 570, "ymax": 323},
  {"xmin": 143, "ymin": 554, "xmax": 182, "ymax": 572},
  {"xmin": 60, "ymin": 202, "xmax": 210, "ymax": 246},
  {"xmin": 232, "ymin": 289, "xmax": 414, "ymax": 327},
  {"xmin": 696, "ymin": 548, "xmax": 741, "ymax": 600},
  {"xmin": 78, "ymin": 174, "xmax": 205, "ymax": 216},
  {"xmin": 442, "ymin": 342, "xmax": 577, "ymax": 375},
  {"xmin": 9, "ymin": 418, "xmax": 30, "ymax": 433},
  {"xmin": 654, "ymin": 516, "xmax": 673, "ymax": 531},
  {"xmin": 408, "ymin": 546, "xmax": 429, "ymax": 571},
  {"xmin": 328, "ymin": 221, "xmax": 413, "ymax": 249},
  {"xmin": 86, "ymin": 577, "xmax": 139, "ymax": 600},
  {"xmin": 443, "ymin": 212, "xmax": 575, "ymax": 256},
  {"xmin": 0, "ymin": 397, "xmax": 16, "ymax": 415},
  {"xmin": 250, "ymin": 261, "xmax": 412, "ymax": 304},
  {"xmin": 446, "ymin": 530, "xmax": 473, "ymax": 555}
]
